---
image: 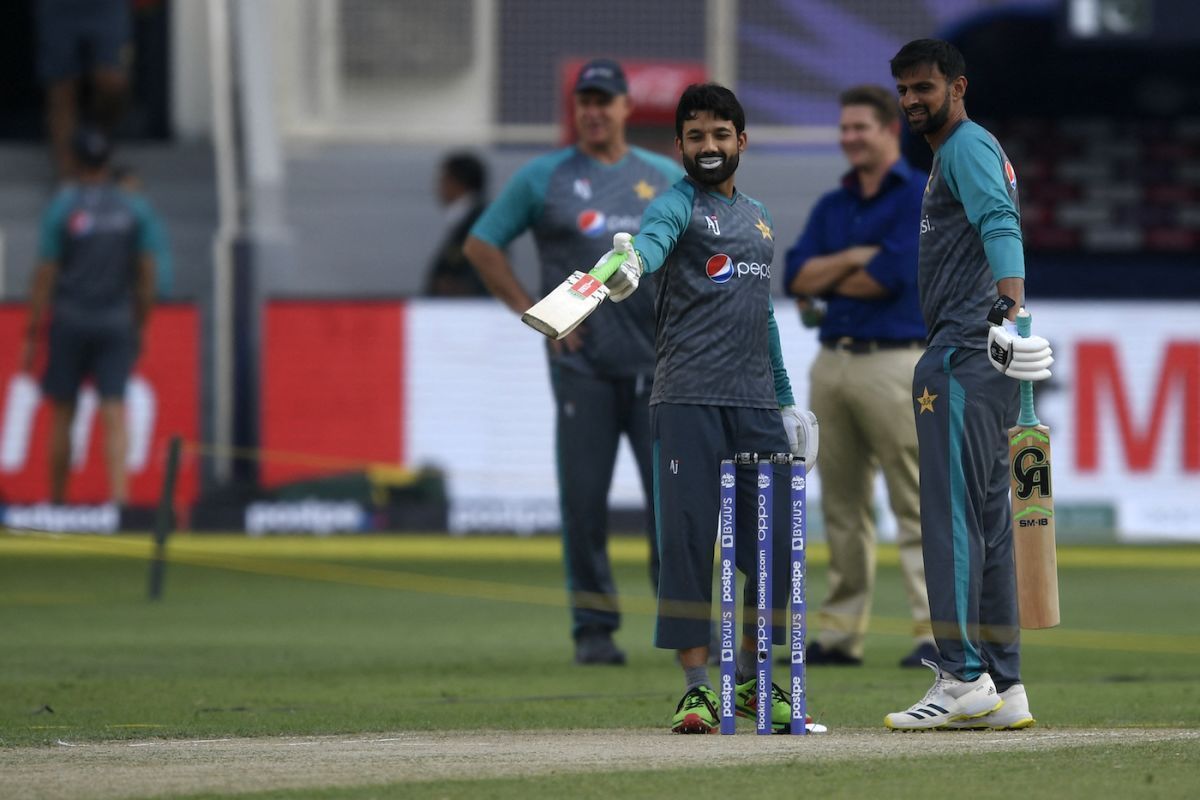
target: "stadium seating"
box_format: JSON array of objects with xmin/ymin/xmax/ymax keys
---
[{"xmin": 987, "ymin": 117, "xmax": 1200, "ymax": 254}]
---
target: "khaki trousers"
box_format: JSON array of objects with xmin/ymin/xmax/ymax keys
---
[{"xmin": 810, "ymin": 344, "xmax": 932, "ymax": 657}]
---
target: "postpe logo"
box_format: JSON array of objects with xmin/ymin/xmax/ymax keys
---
[
  {"xmin": 577, "ymin": 209, "xmax": 607, "ymax": 237},
  {"xmin": 706, "ymin": 254, "xmax": 734, "ymax": 283}
]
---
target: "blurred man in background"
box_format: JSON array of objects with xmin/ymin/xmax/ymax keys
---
[
  {"xmin": 783, "ymin": 85, "xmax": 933, "ymax": 669},
  {"xmin": 35, "ymin": 0, "xmax": 132, "ymax": 179},
  {"xmin": 21, "ymin": 127, "xmax": 156, "ymax": 506},
  {"xmin": 425, "ymin": 152, "xmax": 490, "ymax": 297},
  {"xmin": 464, "ymin": 58, "xmax": 684, "ymax": 665}
]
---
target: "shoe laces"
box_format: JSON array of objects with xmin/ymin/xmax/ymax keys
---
[
  {"xmin": 679, "ymin": 686, "xmax": 716, "ymax": 714},
  {"xmin": 742, "ymin": 679, "xmax": 789, "ymax": 708},
  {"xmin": 915, "ymin": 658, "xmax": 947, "ymax": 705}
]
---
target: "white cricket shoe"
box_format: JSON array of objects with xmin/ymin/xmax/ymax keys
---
[
  {"xmin": 945, "ymin": 684, "xmax": 1035, "ymax": 730},
  {"xmin": 884, "ymin": 659, "xmax": 1003, "ymax": 731}
]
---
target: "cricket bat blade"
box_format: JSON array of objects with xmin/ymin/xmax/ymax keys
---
[
  {"xmin": 521, "ymin": 271, "xmax": 610, "ymax": 340},
  {"xmin": 521, "ymin": 250, "xmax": 627, "ymax": 340},
  {"xmin": 1010, "ymin": 422, "xmax": 1060, "ymax": 628},
  {"xmin": 1009, "ymin": 309, "xmax": 1060, "ymax": 629}
]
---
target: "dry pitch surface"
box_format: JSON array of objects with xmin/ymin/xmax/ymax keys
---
[{"xmin": 5, "ymin": 728, "xmax": 1199, "ymax": 800}]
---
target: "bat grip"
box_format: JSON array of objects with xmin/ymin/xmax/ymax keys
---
[
  {"xmin": 588, "ymin": 242, "xmax": 633, "ymax": 285},
  {"xmin": 1016, "ymin": 309, "xmax": 1040, "ymax": 427}
]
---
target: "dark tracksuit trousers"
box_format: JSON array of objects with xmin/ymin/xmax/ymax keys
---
[
  {"xmin": 914, "ymin": 346, "xmax": 1022, "ymax": 691},
  {"xmin": 551, "ymin": 364, "xmax": 658, "ymax": 639},
  {"xmin": 651, "ymin": 403, "xmax": 794, "ymax": 650}
]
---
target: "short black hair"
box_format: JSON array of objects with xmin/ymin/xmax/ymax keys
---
[
  {"xmin": 441, "ymin": 152, "xmax": 486, "ymax": 194},
  {"xmin": 838, "ymin": 85, "xmax": 900, "ymax": 126},
  {"xmin": 675, "ymin": 83, "xmax": 745, "ymax": 138},
  {"xmin": 889, "ymin": 38, "xmax": 966, "ymax": 82}
]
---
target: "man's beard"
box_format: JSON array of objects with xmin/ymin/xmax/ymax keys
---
[
  {"xmin": 682, "ymin": 151, "xmax": 739, "ymax": 186},
  {"xmin": 906, "ymin": 90, "xmax": 951, "ymax": 135}
]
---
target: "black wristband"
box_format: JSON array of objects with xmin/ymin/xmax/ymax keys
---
[{"xmin": 987, "ymin": 295, "xmax": 1016, "ymax": 326}]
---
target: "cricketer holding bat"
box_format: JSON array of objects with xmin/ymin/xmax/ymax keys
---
[
  {"xmin": 884, "ymin": 39, "xmax": 1053, "ymax": 731},
  {"xmin": 463, "ymin": 60, "xmax": 683, "ymax": 666},
  {"xmin": 591, "ymin": 84, "xmax": 819, "ymax": 733}
]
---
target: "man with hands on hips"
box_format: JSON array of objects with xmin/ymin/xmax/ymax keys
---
[
  {"xmin": 464, "ymin": 59, "xmax": 684, "ymax": 666},
  {"xmin": 884, "ymin": 39, "xmax": 1052, "ymax": 732}
]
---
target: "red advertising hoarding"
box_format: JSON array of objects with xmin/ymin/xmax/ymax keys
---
[
  {"xmin": 261, "ymin": 301, "xmax": 405, "ymax": 488},
  {"xmin": 0, "ymin": 304, "xmax": 199, "ymax": 506}
]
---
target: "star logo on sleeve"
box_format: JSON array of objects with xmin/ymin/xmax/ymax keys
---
[
  {"xmin": 755, "ymin": 218, "xmax": 773, "ymax": 240},
  {"xmin": 634, "ymin": 180, "xmax": 656, "ymax": 200},
  {"xmin": 917, "ymin": 387, "xmax": 938, "ymax": 414}
]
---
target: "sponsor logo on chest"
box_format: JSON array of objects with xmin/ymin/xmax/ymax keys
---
[
  {"xmin": 67, "ymin": 208, "xmax": 134, "ymax": 239},
  {"xmin": 705, "ymin": 253, "xmax": 771, "ymax": 283},
  {"xmin": 576, "ymin": 209, "xmax": 642, "ymax": 237}
]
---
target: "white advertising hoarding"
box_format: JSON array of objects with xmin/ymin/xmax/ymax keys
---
[{"xmin": 406, "ymin": 300, "xmax": 1200, "ymax": 541}]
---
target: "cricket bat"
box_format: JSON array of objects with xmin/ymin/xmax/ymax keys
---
[
  {"xmin": 1008, "ymin": 309, "xmax": 1060, "ymax": 629},
  {"xmin": 521, "ymin": 251, "xmax": 627, "ymax": 340}
]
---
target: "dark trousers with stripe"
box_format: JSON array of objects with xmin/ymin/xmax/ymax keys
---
[
  {"xmin": 551, "ymin": 364, "xmax": 658, "ymax": 639},
  {"xmin": 913, "ymin": 347, "xmax": 1022, "ymax": 689},
  {"xmin": 651, "ymin": 403, "xmax": 793, "ymax": 650}
]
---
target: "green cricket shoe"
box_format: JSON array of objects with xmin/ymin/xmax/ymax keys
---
[
  {"xmin": 736, "ymin": 677, "xmax": 828, "ymax": 733},
  {"xmin": 671, "ymin": 685, "xmax": 720, "ymax": 734},
  {"xmin": 735, "ymin": 677, "xmax": 791, "ymax": 732}
]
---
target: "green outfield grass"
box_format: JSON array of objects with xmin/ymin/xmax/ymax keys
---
[{"xmin": 2, "ymin": 533, "xmax": 1199, "ymax": 798}]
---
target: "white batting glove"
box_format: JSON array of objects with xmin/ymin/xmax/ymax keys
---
[
  {"xmin": 987, "ymin": 318, "xmax": 1053, "ymax": 381},
  {"xmin": 781, "ymin": 406, "xmax": 819, "ymax": 467},
  {"xmin": 602, "ymin": 232, "xmax": 643, "ymax": 303}
]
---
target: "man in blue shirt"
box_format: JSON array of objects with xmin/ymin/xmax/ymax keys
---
[
  {"xmin": 464, "ymin": 60, "xmax": 684, "ymax": 665},
  {"xmin": 783, "ymin": 86, "xmax": 934, "ymax": 670}
]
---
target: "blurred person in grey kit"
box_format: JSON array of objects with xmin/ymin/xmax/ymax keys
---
[
  {"xmin": 21, "ymin": 127, "xmax": 155, "ymax": 506},
  {"xmin": 464, "ymin": 59, "xmax": 684, "ymax": 665}
]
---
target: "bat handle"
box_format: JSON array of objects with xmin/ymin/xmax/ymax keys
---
[
  {"xmin": 1016, "ymin": 309, "xmax": 1040, "ymax": 427},
  {"xmin": 588, "ymin": 238, "xmax": 634, "ymax": 284}
]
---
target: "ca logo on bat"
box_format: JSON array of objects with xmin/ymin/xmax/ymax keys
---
[{"xmin": 1012, "ymin": 445, "xmax": 1052, "ymax": 500}]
